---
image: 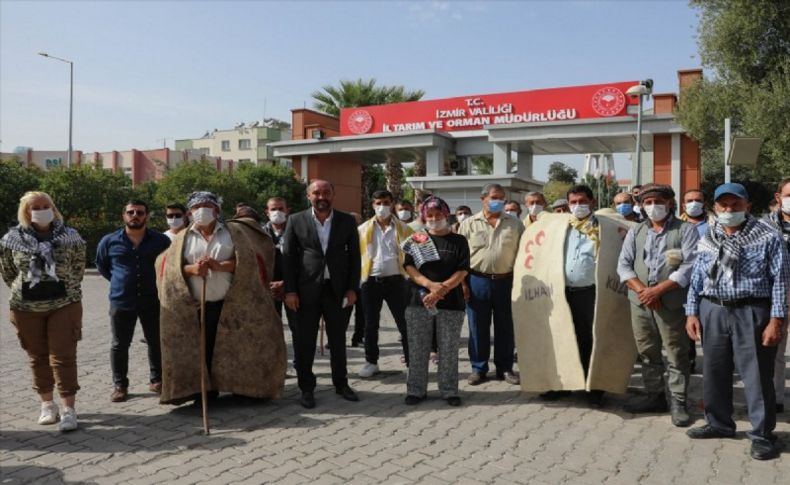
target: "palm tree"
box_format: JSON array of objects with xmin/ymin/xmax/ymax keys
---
[{"xmin": 312, "ymin": 79, "xmax": 424, "ymax": 200}]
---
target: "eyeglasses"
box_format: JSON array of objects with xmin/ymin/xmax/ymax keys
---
[
  {"xmin": 125, "ymin": 210, "xmax": 146, "ymax": 216},
  {"xmin": 165, "ymin": 214, "xmax": 183, "ymax": 219}
]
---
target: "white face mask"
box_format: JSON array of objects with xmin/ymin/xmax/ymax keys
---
[
  {"xmin": 781, "ymin": 197, "xmax": 790, "ymax": 215},
  {"xmin": 644, "ymin": 203, "xmax": 668, "ymax": 222},
  {"xmin": 570, "ymin": 204, "xmax": 591, "ymax": 219},
  {"xmin": 374, "ymin": 205, "xmax": 391, "ymax": 219},
  {"xmin": 426, "ymin": 219, "xmax": 448, "ymax": 231},
  {"xmin": 397, "ymin": 210, "xmax": 412, "ymax": 221},
  {"xmin": 717, "ymin": 211, "xmax": 746, "ymax": 227},
  {"xmin": 167, "ymin": 217, "xmax": 183, "ymax": 228},
  {"xmin": 505, "ymin": 210, "xmax": 517, "ymax": 217},
  {"xmin": 192, "ymin": 207, "xmax": 216, "ymax": 226},
  {"xmin": 685, "ymin": 201, "xmax": 704, "ymax": 218},
  {"xmin": 456, "ymin": 214, "xmax": 468, "ymax": 223},
  {"xmin": 30, "ymin": 208, "xmax": 54, "ymax": 225},
  {"xmin": 528, "ymin": 204, "xmax": 543, "ymax": 216},
  {"xmin": 268, "ymin": 210, "xmax": 286, "ymax": 224},
  {"xmin": 634, "ymin": 204, "xmax": 641, "ymax": 213}
]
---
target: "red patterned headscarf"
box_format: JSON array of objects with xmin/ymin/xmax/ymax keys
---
[{"xmin": 420, "ymin": 195, "xmax": 450, "ymax": 220}]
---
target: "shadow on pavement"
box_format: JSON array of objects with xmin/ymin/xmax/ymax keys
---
[{"xmin": 0, "ymin": 465, "xmax": 97, "ymax": 485}]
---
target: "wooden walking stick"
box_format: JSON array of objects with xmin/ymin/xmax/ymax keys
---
[{"xmin": 199, "ymin": 276, "xmax": 210, "ymax": 435}]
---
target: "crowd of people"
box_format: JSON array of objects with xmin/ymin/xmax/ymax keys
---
[{"xmin": 1, "ymin": 177, "xmax": 787, "ymax": 460}]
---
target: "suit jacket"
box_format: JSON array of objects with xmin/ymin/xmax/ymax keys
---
[{"xmin": 282, "ymin": 208, "xmax": 361, "ymax": 305}]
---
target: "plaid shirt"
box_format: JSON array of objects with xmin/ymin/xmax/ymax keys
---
[{"xmin": 685, "ymin": 223, "xmax": 789, "ymax": 318}]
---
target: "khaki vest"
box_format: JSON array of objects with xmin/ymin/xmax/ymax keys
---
[{"xmin": 627, "ymin": 217, "xmax": 688, "ymax": 311}]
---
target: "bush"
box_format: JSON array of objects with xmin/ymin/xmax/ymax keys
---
[{"xmin": 0, "ymin": 158, "xmax": 42, "ymax": 228}]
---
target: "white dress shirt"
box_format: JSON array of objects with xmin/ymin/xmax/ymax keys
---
[
  {"xmin": 311, "ymin": 208, "xmax": 333, "ymax": 279},
  {"xmin": 370, "ymin": 220, "xmax": 400, "ymax": 277},
  {"xmin": 184, "ymin": 222, "xmax": 235, "ymax": 302}
]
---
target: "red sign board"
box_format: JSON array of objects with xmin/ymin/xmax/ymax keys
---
[{"xmin": 340, "ymin": 81, "xmax": 639, "ymax": 136}]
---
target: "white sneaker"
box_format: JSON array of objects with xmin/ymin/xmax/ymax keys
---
[
  {"xmin": 37, "ymin": 401, "xmax": 59, "ymax": 425},
  {"xmin": 59, "ymin": 407, "xmax": 78, "ymax": 432},
  {"xmin": 358, "ymin": 362, "xmax": 379, "ymax": 378}
]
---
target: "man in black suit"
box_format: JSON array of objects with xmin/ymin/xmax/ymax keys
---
[{"xmin": 283, "ymin": 179, "xmax": 362, "ymax": 408}]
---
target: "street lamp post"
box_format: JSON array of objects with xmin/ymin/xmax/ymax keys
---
[
  {"xmin": 38, "ymin": 52, "xmax": 73, "ymax": 168},
  {"xmin": 626, "ymin": 79, "xmax": 653, "ymax": 186}
]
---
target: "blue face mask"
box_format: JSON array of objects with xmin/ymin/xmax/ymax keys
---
[
  {"xmin": 616, "ymin": 203, "xmax": 634, "ymax": 217},
  {"xmin": 716, "ymin": 211, "xmax": 746, "ymax": 228},
  {"xmin": 487, "ymin": 199, "xmax": 505, "ymax": 213}
]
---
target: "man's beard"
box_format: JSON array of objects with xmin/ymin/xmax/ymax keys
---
[
  {"xmin": 126, "ymin": 220, "xmax": 145, "ymax": 229},
  {"xmin": 312, "ymin": 200, "xmax": 330, "ymax": 211}
]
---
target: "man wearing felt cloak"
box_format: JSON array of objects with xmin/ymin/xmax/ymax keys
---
[
  {"xmin": 156, "ymin": 191, "xmax": 286, "ymax": 404},
  {"xmin": 512, "ymin": 185, "xmax": 637, "ymax": 402}
]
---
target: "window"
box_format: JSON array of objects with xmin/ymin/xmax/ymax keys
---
[
  {"xmin": 221, "ymin": 140, "xmax": 230, "ymax": 151},
  {"xmin": 239, "ymin": 139, "xmax": 251, "ymax": 150}
]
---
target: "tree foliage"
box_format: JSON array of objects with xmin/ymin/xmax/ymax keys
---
[
  {"xmin": 471, "ymin": 155, "xmax": 493, "ymax": 175},
  {"xmin": 311, "ymin": 78, "xmax": 425, "ymax": 117},
  {"xmin": 547, "ymin": 161, "xmax": 578, "ymax": 183},
  {"xmin": 676, "ymin": 0, "xmax": 790, "ymax": 205},
  {"xmin": 543, "ymin": 181, "xmax": 573, "ymax": 205},
  {"xmin": 582, "ymin": 174, "xmax": 620, "ymax": 208},
  {"xmin": 0, "ymin": 158, "xmax": 42, "ymax": 228},
  {"xmin": 235, "ymin": 163, "xmax": 308, "ymax": 213}
]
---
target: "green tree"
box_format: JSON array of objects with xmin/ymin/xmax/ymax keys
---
[
  {"xmin": 676, "ymin": 0, "xmax": 790, "ymax": 209},
  {"xmin": 235, "ymin": 162, "xmax": 307, "ymax": 213},
  {"xmin": 471, "ymin": 155, "xmax": 493, "ymax": 175},
  {"xmin": 40, "ymin": 166, "xmax": 137, "ymax": 264},
  {"xmin": 543, "ymin": 181, "xmax": 573, "ymax": 205},
  {"xmin": 547, "ymin": 161, "xmax": 578, "ymax": 183},
  {"xmin": 154, "ymin": 161, "xmax": 252, "ymax": 219},
  {"xmin": 0, "ymin": 158, "xmax": 42, "ymax": 228},
  {"xmin": 361, "ymin": 163, "xmax": 387, "ymax": 219},
  {"xmin": 583, "ymin": 174, "xmax": 620, "ymax": 208},
  {"xmin": 312, "ymin": 78, "xmax": 424, "ymax": 200}
]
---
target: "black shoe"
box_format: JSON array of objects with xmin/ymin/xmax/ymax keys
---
[
  {"xmin": 467, "ymin": 372, "xmax": 487, "ymax": 386},
  {"xmin": 336, "ymin": 386, "xmax": 359, "ymax": 402},
  {"xmin": 350, "ymin": 336, "xmax": 364, "ymax": 347},
  {"xmin": 299, "ymin": 391, "xmax": 316, "ymax": 409},
  {"xmin": 670, "ymin": 398, "xmax": 692, "ymax": 427},
  {"xmin": 405, "ymin": 395, "xmax": 425, "ymax": 405},
  {"xmin": 686, "ymin": 424, "xmax": 735, "ymax": 439},
  {"xmin": 539, "ymin": 390, "xmax": 571, "ymax": 401},
  {"xmin": 623, "ymin": 392, "xmax": 668, "ymax": 414},
  {"xmin": 496, "ymin": 372, "xmax": 520, "ymax": 385},
  {"xmin": 750, "ymin": 440, "xmax": 779, "ymax": 460},
  {"xmin": 446, "ymin": 396, "xmax": 462, "ymax": 407},
  {"xmin": 777, "ymin": 403, "xmax": 785, "ymax": 413},
  {"xmin": 587, "ymin": 390, "xmax": 605, "ymax": 408}
]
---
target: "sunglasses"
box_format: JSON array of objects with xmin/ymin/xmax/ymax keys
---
[
  {"xmin": 165, "ymin": 214, "xmax": 183, "ymax": 219},
  {"xmin": 125, "ymin": 210, "xmax": 146, "ymax": 216}
]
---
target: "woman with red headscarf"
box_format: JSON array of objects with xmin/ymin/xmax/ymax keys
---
[{"xmin": 401, "ymin": 196, "xmax": 470, "ymax": 406}]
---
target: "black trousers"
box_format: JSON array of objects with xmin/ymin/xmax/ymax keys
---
[
  {"xmin": 110, "ymin": 301, "xmax": 161, "ymax": 388},
  {"xmin": 349, "ymin": 292, "xmax": 365, "ymax": 343},
  {"xmin": 362, "ymin": 276, "xmax": 409, "ymax": 365},
  {"xmin": 288, "ymin": 283, "xmax": 349, "ymax": 392},
  {"xmin": 198, "ymin": 300, "xmax": 223, "ymax": 373},
  {"xmin": 565, "ymin": 286, "xmax": 596, "ymax": 377}
]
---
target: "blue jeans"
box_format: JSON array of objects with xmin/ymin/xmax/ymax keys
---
[{"xmin": 466, "ymin": 275, "xmax": 514, "ymax": 375}]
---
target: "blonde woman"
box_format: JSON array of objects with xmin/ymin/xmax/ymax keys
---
[{"xmin": 0, "ymin": 192, "xmax": 86, "ymax": 431}]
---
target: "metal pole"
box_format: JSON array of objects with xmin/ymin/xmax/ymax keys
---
[
  {"xmin": 724, "ymin": 118, "xmax": 731, "ymax": 184},
  {"xmin": 68, "ymin": 61, "xmax": 73, "ymax": 168},
  {"xmin": 635, "ymin": 94, "xmax": 644, "ymax": 185}
]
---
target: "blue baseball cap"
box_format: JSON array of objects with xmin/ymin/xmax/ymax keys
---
[{"xmin": 713, "ymin": 183, "xmax": 748, "ymax": 201}]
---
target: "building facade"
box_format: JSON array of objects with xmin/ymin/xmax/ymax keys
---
[{"xmin": 175, "ymin": 122, "xmax": 291, "ymax": 166}]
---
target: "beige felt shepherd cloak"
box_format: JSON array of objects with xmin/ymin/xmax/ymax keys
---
[
  {"xmin": 156, "ymin": 218, "xmax": 286, "ymax": 404},
  {"xmin": 512, "ymin": 213, "xmax": 637, "ymax": 393}
]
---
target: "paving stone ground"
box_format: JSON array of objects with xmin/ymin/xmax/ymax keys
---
[{"xmin": 1, "ymin": 275, "xmax": 788, "ymax": 484}]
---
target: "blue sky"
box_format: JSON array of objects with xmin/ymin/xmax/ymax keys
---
[{"xmin": 0, "ymin": 0, "xmax": 701, "ymax": 179}]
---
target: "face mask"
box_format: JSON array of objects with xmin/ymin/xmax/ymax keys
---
[
  {"xmin": 426, "ymin": 219, "xmax": 448, "ymax": 231},
  {"xmin": 487, "ymin": 199, "xmax": 504, "ymax": 214},
  {"xmin": 528, "ymin": 204, "xmax": 543, "ymax": 216},
  {"xmin": 570, "ymin": 204, "xmax": 591, "ymax": 219},
  {"xmin": 685, "ymin": 201, "xmax": 704, "ymax": 218},
  {"xmin": 167, "ymin": 217, "xmax": 183, "ymax": 228},
  {"xmin": 505, "ymin": 210, "xmax": 517, "ymax": 217},
  {"xmin": 717, "ymin": 211, "xmax": 746, "ymax": 228},
  {"xmin": 634, "ymin": 204, "xmax": 641, "ymax": 214},
  {"xmin": 374, "ymin": 205, "xmax": 391, "ymax": 219},
  {"xmin": 192, "ymin": 207, "xmax": 216, "ymax": 226},
  {"xmin": 781, "ymin": 197, "xmax": 790, "ymax": 215},
  {"xmin": 268, "ymin": 210, "xmax": 286, "ymax": 225},
  {"xmin": 616, "ymin": 203, "xmax": 633, "ymax": 217},
  {"xmin": 31, "ymin": 208, "xmax": 54, "ymax": 225},
  {"xmin": 397, "ymin": 210, "xmax": 412, "ymax": 221},
  {"xmin": 644, "ymin": 203, "xmax": 668, "ymax": 222},
  {"xmin": 457, "ymin": 214, "xmax": 468, "ymax": 223}
]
